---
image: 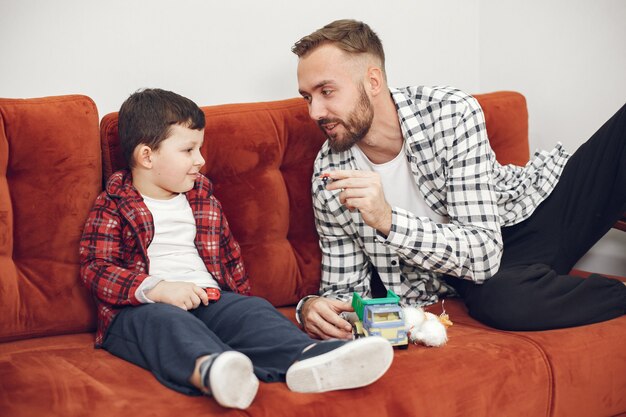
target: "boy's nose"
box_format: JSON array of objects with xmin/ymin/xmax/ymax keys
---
[{"xmin": 195, "ymin": 152, "xmax": 205, "ymax": 167}]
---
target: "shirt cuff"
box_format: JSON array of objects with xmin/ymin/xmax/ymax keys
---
[
  {"xmin": 135, "ymin": 276, "xmax": 164, "ymax": 304},
  {"xmin": 376, "ymin": 207, "xmax": 422, "ymax": 249},
  {"xmin": 295, "ymin": 295, "xmax": 319, "ymax": 326}
]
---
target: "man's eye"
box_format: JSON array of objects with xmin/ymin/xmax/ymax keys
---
[
  {"xmin": 321, "ymin": 90, "xmax": 332, "ymax": 96},
  {"xmin": 302, "ymin": 95, "xmax": 312, "ymax": 103}
]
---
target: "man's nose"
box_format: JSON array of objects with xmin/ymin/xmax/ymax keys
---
[{"xmin": 308, "ymin": 99, "xmax": 327, "ymax": 121}]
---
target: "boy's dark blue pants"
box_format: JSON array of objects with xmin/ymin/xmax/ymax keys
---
[
  {"xmin": 449, "ymin": 103, "xmax": 626, "ymax": 330},
  {"xmin": 102, "ymin": 292, "xmax": 314, "ymax": 395}
]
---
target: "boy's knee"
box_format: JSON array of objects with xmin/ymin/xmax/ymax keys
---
[
  {"xmin": 132, "ymin": 303, "xmax": 189, "ymax": 323},
  {"xmin": 221, "ymin": 293, "xmax": 276, "ymax": 314},
  {"xmin": 242, "ymin": 295, "xmax": 275, "ymax": 310}
]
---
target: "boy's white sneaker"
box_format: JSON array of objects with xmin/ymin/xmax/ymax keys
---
[
  {"xmin": 203, "ymin": 351, "xmax": 259, "ymax": 409},
  {"xmin": 286, "ymin": 336, "xmax": 393, "ymax": 393}
]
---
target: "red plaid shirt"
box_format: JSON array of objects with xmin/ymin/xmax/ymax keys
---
[{"xmin": 79, "ymin": 170, "xmax": 251, "ymax": 346}]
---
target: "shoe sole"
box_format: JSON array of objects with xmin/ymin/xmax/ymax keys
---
[
  {"xmin": 286, "ymin": 336, "xmax": 393, "ymax": 393},
  {"xmin": 209, "ymin": 351, "xmax": 259, "ymax": 409}
]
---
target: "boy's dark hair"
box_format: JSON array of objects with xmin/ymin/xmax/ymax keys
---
[
  {"xmin": 291, "ymin": 19, "xmax": 386, "ymax": 76},
  {"xmin": 118, "ymin": 88, "xmax": 205, "ymax": 168}
]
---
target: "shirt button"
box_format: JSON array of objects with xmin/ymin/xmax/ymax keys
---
[{"xmin": 391, "ymin": 260, "xmax": 398, "ymax": 266}]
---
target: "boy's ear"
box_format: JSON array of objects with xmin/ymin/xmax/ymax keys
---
[{"xmin": 134, "ymin": 145, "xmax": 154, "ymax": 169}]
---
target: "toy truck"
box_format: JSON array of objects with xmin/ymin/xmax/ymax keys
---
[{"xmin": 351, "ymin": 290, "xmax": 408, "ymax": 348}]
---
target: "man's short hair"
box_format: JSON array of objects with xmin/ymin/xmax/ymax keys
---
[
  {"xmin": 118, "ymin": 88, "xmax": 205, "ymax": 168},
  {"xmin": 291, "ymin": 19, "xmax": 386, "ymax": 73}
]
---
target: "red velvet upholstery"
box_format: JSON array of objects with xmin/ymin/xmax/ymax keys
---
[
  {"xmin": 0, "ymin": 96, "xmax": 100, "ymax": 343},
  {"xmin": 1, "ymin": 92, "xmax": 624, "ymax": 417}
]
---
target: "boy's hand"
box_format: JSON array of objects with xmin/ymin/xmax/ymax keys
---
[
  {"xmin": 146, "ymin": 281, "xmax": 209, "ymax": 310},
  {"xmin": 301, "ymin": 297, "xmax": 354, "ymax": 340},
  {"xmin": 322, "ymin": 170, "xmax": 392, "ymax": 236}
]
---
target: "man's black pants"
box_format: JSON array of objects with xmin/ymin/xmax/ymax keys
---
[{"xmin": 452, "ymin": 103, "xmax": 626, "ymax": 330}]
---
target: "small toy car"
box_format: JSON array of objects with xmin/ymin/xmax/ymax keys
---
[
  {"xmin": 352, "ymin": 290, "xmax": 408, "ymax": 348},
  {"xmin": 205, "ymin": 288, "xmax": 221, "ymax": 301}
]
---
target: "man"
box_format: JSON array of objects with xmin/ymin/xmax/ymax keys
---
[{"xmin": 291, "ymin": 19, "xmax": 626, "ymax": 340}]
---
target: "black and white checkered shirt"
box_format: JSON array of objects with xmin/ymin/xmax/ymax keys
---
[{"xmin": 310, "ymin": 86, "xmax": 571, "ymax": 307}]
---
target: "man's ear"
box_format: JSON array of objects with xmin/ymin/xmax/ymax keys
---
[
  {"xmin": 134, "ymin": 145, "xmax": 153, "ymax": 169},
  {"xmin": 366, "ymin": 66, "xmax": 385, "ymax": 96}
]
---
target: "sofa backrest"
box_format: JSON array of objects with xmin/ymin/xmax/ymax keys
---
[
  {"xmin": 0, "ymin": 91, "xmax": 529, "ymax": 342},
  {"xmin": 101, "ymin": 98, "xmax": 326, "ymax": 306},
  {"xmin": 0, "ymin": 95, "xmax": 101, "ymax": 342},
  {"xmin": 100, "ymin": 92, "xmax": 530, "ymax": 307}
]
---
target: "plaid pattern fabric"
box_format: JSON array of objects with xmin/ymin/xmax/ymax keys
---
[
  {"xmin": 79, "ymin": 170, "xmax": 251, "ymax": 346},
  {"xmin": 311, "ymin": 86, "xmax": 570, "ymax": 307}
]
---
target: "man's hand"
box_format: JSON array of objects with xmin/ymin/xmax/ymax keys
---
[
  {"xmin": 146, "ymin": 281, "xmax": 209, "ymax": 310},
  {"xmin": 301, "ymin": 297, "xmax": 354, "ymax": 340},
  {"xmin": 322, "ymin": 170, "xmax": 392, "ymax": 236}
]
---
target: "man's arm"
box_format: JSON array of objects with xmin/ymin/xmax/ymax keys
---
[
  {"xmin": 296, "ymin": 177, "xmax": 375, "ymax": 339},
  {"xmin": 387, "ymin": 96, "xmax": 503, "ymax": 282}
]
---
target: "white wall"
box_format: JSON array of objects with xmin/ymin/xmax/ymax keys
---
[
  {"xmin": 0, "ymin": 0, "xmax": 480, "ymax": 117},
  {"xmin": 479, "ymin": 0, "xmax": 626, "ymax": 276},
  {"xmin": 1, "ymin": 0, "xmax": 624, "ymax": 275}
]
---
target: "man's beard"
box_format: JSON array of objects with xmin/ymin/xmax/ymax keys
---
[{"xmin": 318, "ymin": 84, "xmax": 374, "ymax": 153}]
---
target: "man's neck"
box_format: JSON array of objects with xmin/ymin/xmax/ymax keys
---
[{"xmin": 357, "ymin": 91, "xmax": 403, "ymax": 164}]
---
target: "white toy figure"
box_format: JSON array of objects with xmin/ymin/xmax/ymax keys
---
[{"xmin": 402, "ymin": 304, "xmax": 453, "ymax": 347}]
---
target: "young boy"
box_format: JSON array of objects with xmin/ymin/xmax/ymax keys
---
[{"xmin": 79, "ymin": 88, "xmax": 394, "ymax": 409}]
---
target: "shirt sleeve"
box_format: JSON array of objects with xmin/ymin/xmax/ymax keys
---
[
  {"xmin": 79, "ymin": 193, "xmax": 149, "ymax": 306},
  {"xmin": 312, "ymin": 179, "xmax": 372, "ymax": 301},
  {"xmin": 134, "ymin": 276, "xmax": 164, "ymax": 303},
  {"xmin": 217, "ymin": 201, "xmax": 251, "ymax": 295},
  {"xmin": 379, "ymin": 95, "xmax": 503, "ymax": 283}
]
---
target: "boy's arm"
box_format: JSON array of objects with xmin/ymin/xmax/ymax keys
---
[
  {"xmin": 217, "ymin": 201, "xmax": 251, "ymax": 295},
  {"xmin": 79, "ymin": 193, "xmax": 147, "ymax": 306}
]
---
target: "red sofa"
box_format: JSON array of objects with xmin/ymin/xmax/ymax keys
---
[{"xmin": 1, "ymin": 92, "xmax": 624, "ymax": 417}]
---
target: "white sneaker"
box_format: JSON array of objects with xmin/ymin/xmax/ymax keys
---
[
  {"xmin": 286, "ymin": 337, "xmax": 393, "ymax": 393},
  {"xmin": 207, "ymin": 351, "xmax": 259, "ymax": 409}
]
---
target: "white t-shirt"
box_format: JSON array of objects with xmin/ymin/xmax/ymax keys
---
[
  {"xmin": 351, "ymin": 144, "xmax": 449, "ymax": 224},
  {"xmin": 135, "ymin": 193, "xmax": 219, "ymax": 303}
]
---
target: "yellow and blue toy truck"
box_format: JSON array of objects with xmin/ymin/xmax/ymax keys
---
[{"xmin": 351, "ymin": 290, "xmax": 408, "ymax": 348}]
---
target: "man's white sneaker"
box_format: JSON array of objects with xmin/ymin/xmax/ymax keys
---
[
  {"xmin": 286, "ymin": 336, "xmax": 393, "ymax": 393},
  {"xmin": 203, "ymin": 351, "xmax": 259, "ymax": 409}
]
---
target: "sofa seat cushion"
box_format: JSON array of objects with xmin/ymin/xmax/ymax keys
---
[
  {"xmin": 0, "ymin": 333, "xmax": 247, "ymax": 417},
  {"xmin": 0, "ymin": 311, "xmax": 554, "ymax": 417},
  {"xmin": 426, "ymin": 291, "xmax": 626, "ymax": 417}
]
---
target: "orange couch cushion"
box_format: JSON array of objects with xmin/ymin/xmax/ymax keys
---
[
  {"xmin": 0, "ymin": 96, "xmax": 101, "ymax": 342},
  {"xmin": 0, "ymin": 303, "xmax": 553, "ymax": 417}
]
